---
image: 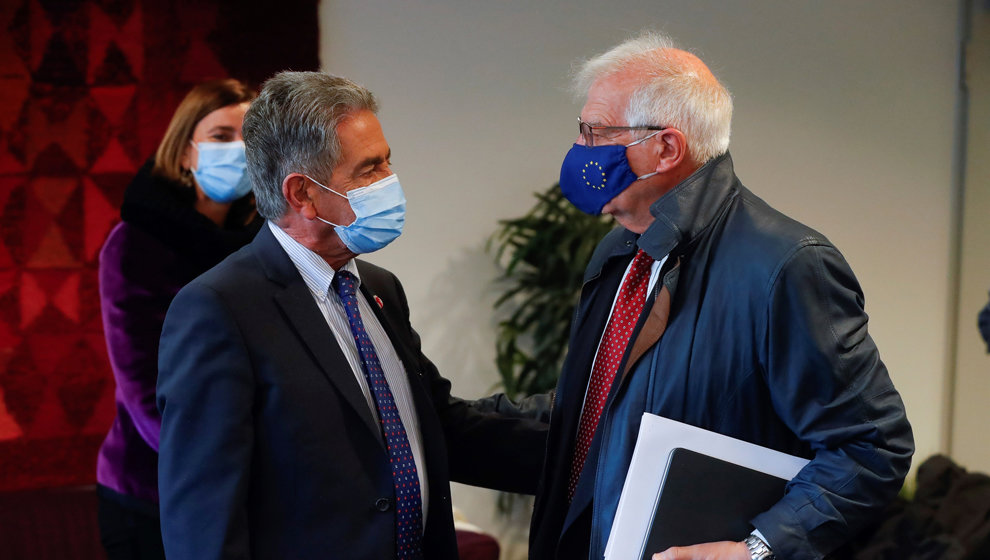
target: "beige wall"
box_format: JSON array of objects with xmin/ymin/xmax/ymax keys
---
[
  {"xmin": 951, "ymin": 2, "xmax": 990, "ymax": 472},
  {"xmin": 319, "ymin": 0, "xmax": 968, "ymax": 556}
]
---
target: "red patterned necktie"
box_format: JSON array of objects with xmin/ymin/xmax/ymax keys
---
[
  {"xmin": 568, "ymin": 249, "xmax": 654, "ymax": 500},
  {"xmin": 335, "ymin": 271, "xmax": 423, "ymax": 559}
]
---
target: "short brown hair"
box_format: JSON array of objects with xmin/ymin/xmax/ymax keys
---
[{"xmin": 153, "ymin": 79, "xmax": 256, "ymax": 184}]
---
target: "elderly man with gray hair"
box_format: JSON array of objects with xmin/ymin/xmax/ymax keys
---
[
  {"xmin": 156, "ymin": 71, "xmax": 547, "ymax": 560},
  {"xmin": 528, "ymin": 32, "xmax": 913, "ymax": 560}
]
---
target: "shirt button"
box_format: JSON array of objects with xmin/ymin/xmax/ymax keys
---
[{"xmin": 375, "ymin": 497, "xmax": 391, "ymax": 511}]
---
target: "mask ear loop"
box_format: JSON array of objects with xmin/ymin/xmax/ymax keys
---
[
  {"xmin": 314, "ymin": 215, "xmax": 344, "ymax": 228},
  {"xmin": 303, "ymin": 174, "xmax": 352, "ymax": 228},
  {"xmin": 625, "ymin": 129, "xmax": 661, "ymax": 147},
  {"xmin": 305, "ymin": 174, "xmax": 349, "ymax": 199},
  {"xmin": 625, "ymin": 130, "xmax": 662, "ymax": 181},
  {"xmin": 188, "ymin": 141, "xmax": 200, "ymax": 172}
]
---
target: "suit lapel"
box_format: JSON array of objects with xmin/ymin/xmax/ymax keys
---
[
  {"xmin": 561, "ymin": 256, "xmax": 680, "ymax": 539},
  {"xmin": 354, "ymin": 270, "xmax": 438, "ymax": 436},
  {"xmin": 253, "ymin": 226, "xmax": 383, "ymax": 444},
  {"xmin": 357, "ymin": 277, "xmax": 419, "ymax": 378},
  {"xmin": 562, "ymin": 433, "xmax": 602, "ymax": 532},
  {"xmin": 355, "ymin": 264, "xmax": 450, "ymax": 505},
  {"xmin": 617, "ymin": 257, "xmax": 679, "ymax": 386},
  {"xmin": 555, "ymin": 263, "xmax": 625, "ymax": 439},
  {"xmin": 548, "ymin": 257, "xmax": 627, "ymax": 539}
]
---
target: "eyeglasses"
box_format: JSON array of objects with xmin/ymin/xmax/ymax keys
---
[{"xmin": 578, "ymin": 118, "xmax": 665, "ymax": 147}]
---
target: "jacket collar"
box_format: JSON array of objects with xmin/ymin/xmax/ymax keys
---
[
  {"xmin": 251, "ymin": 224, "xmax": 387, "ymax": 446},
  {"xmin": 581, "ymin": 152, "xmax": 739, "ymax": 282},
  {"xmin": 640, "ymin": 151, "xmax": 739, "ymax": 259},
  {"xmin": 121, "ymin": 159, "xmax": 261, "ymax": 270},
  {"xmin": 252, "ymin": 222, "xmax": 306, "ymax": 287}
]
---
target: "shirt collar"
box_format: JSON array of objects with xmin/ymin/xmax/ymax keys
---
[{"xmin": 267, "ymin": 221, "xmax": 360, "ymax": 300}]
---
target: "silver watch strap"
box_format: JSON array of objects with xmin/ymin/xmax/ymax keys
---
[{"xmin": 743, "ymin": 534, "xmax": 775, "ymax": 560}]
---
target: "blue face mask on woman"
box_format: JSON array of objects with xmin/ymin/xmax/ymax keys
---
[
  {"xmin": 190, "ymin": 141, "xmax": 253, "ymax": 203},
  {"xmin": 558, "ymin": 132, "xmax": 660, "ymax": 215},
  {"xmin": 307, "ymin": 173, "xmax": 406, "ymax": 254}
]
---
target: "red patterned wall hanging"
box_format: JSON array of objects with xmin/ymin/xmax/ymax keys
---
[{"xmin": 0, "ymin": 0, "xmax": 318, "ymax": 491}]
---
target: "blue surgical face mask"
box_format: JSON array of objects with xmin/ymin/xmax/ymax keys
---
[
  {"xmin": 190, "ymin": 141, "xmax": 253, "ymax": 203},
  {"xmin": 307, "ymin": 173, "xmax": 406, "ymax": 254},
  {"xmin": 558, "ymin": 132, "xmax": 660, "ymax": 215}
]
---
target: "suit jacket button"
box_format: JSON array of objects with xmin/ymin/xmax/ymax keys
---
[{"xmin": 375, "ymin": 497, "xmax": 391, "ymax": 511}]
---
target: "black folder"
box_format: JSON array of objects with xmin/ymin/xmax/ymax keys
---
[{"xmin": 639, "ymin": 447, "xmax": 788, "ymax": 560}]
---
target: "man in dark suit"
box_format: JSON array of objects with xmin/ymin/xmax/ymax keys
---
[
  {"xmin": 156, "ymin": 71, "xmax": 547, "ymax": 560},
  {"xmin": 528, "ymin": 32, "xmax": 913, "ymax": 560}
]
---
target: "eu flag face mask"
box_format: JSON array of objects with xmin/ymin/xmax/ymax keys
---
[
  {"xmin": 307, "ymin": 173, "xmax": 406, "ymax": 254},
  {"xmin": 190, "ymin": 141, "xmax": 253, "ymax": 203},
  {"xmin": 558, "ymin": 132, "xmax": 659, "ymax": 215}
]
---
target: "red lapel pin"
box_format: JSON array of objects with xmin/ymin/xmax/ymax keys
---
[{"xmin": 374, "ymin": 295, "xmax": 384, "ymax": 309}]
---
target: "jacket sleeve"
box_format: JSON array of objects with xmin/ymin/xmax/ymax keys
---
[
  {"xmin": 98, "ymin": 228, "xmax": 169, "ymax": 451},
  {"xmin": 157, "ymin": 282, "xmax": 254, "ymax": 560},
  {"xmin": 382, "ymin": 271, "xmax": 550, "ymax": 495},
  {"xmin": 440, "ymin": 390, "xmax": 551, "ymax": 495},
  {"xmin": 462, "ymin": 392, "xmax": 553, "ymax": 424},
  {"xmin": 978, "ymin": 290, "xmax": 990, "ymax": 352},
  {"xmin": 752, "ymin": 243, "xmax": 914, "ymax": 559}
]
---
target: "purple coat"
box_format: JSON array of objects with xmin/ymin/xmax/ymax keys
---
[{"xmin": 96, "ymin": 163, "xmax": 260, "ymax": 507}]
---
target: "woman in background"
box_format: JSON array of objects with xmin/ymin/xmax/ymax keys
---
[{"xmin": 95, "ymin": 79, "xmax": 261, "ymax": 560}]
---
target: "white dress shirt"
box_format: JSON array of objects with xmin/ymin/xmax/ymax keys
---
[{"xmin": 268, "ymin": 221, "xmax": 429, "ymax": 520}]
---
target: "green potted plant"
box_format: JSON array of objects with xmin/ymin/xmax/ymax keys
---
[
  {"xmin": 487, "ymin": 183, "xmax": 612, "ymax": 515},
  {"xmin": 489, "ymin": 183, "xmax": 614, "ymax": 400}
]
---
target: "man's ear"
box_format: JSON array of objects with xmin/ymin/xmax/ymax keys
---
[
  {"xmin": 652, "ymin": 128, "xmax": 689, "ymax": 174},
  {"xmin": 283, "ymin": 173, "xmax": 317, "ymax": 220}
]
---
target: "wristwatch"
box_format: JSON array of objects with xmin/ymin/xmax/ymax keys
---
[{"xmin": 743, "ymin": 534, "xmax": 775, "ymax": 560}]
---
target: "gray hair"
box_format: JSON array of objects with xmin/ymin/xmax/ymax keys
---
[
  {"xmin": 243, "ymin": 71, "xmax": 379, "ymax": 219},
  {"xmin": 573, "ymin": 31, "xmax": 732, "ymax": 165}
]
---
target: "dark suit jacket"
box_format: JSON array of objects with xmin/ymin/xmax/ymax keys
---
[{"xmin": 157, "ymin": 224, "xmax": 547, "ymax": 559}]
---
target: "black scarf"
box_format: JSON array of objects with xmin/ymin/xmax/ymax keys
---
[{"xmin": 120, "ymin": 159, "xmax": 262, "ymax": 271}]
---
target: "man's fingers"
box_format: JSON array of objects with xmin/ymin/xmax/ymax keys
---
[{"xmin": 653, "ymin": 546, "xmax": 684, "ymax": 559}]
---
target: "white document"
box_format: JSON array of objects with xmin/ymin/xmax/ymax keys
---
[{"xmin": 603, "ymin": 413, "xmax": 810, "ymax": 560}]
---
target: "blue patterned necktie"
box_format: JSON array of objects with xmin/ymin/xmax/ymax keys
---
[{"xmin": 334, "ymin": 270, "xmax": 424, "ymax": 559}]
